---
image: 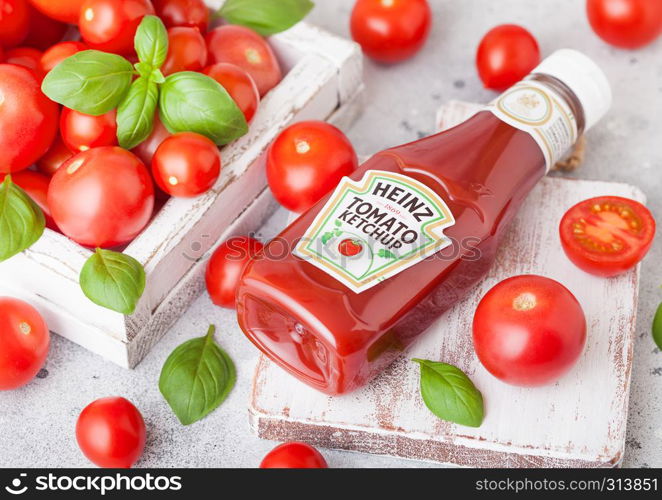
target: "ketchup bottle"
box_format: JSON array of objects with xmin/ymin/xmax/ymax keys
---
[{"xmin": 237, "ymin": 50, "xmax": 612, "ymax": 395}]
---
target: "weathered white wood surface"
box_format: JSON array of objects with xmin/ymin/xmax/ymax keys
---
[
  {"xmin": 0, "ymin": 20, "xmax": 364, "ymax": 367},
  {"xmin": 249, "ymin": 101, "xmax": 643, "ymax": 468}
]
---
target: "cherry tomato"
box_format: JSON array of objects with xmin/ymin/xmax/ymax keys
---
[
  {"xmin": 0, "ymin": 297, "xmax": 49, "ymax": 391},
  {"xmin": 203, "ymin": 62, "xmax": 259, "ymax": 123},
  {"xmin": 206, "ymin": 25, "xmax": 282, "ymax": 97},
  {"xmin": 60, "ymin": 107, "xmax": 118, "ymax": 152},
  {"xmin": 267, "ymin": 121, "xmax": 358, "ymax": 213},
  {"xmin": 76, "ymin": 397, "xmax": 146, "ymax": 468},
  {"xmin": 4, "ymin": 46, "xmax": 44, "ymax": 79},
  {"xmin": 338, "ymin": 238, "xmax": 363, "ymax": 257},
  {"xmin": 79, "ymin": 0, "xmax": 155, "ymax": 55},
  {"xmin": 23, "ymin": 4, "xmax": 67, "ymax": 51},
  {"xmin": 131, "ymin": 114, "xmax": 171, "ymax": 165},
  {"xmin": 350, "ymin": 0, "xmax": 431, "ymax": 64},
  {"xmin": 473, "ymin": 275, "xmax": 586, "ymax": 387},
  {"xmin": 153, "ymin": 0, "xmax": 208, "ymax": 33},
  {"xmin": 0, "ymin": 64, "xmax": 58, "ymax": 173},
  {"xmin": 48, "ymin": 147, "xmax": 154, "ymax": 248},
  {"xmin": 161, "ymin": 26, "xmax": 207, "ymax": 76},
  {"xmin": 1, "ymin": 171, "xmax": 57, "ymax": 229},
  {"xmin": 152, "ymin": 132, "xmax": 220, "ymax": 197},
  {"xmin": 260, "ymin": 442, "xmax": 328, "ymax": 469},
  {"xmin": 206, "ymin": 236, "xmax": 264, "ymax": 309},
  {"xmin": 37, "ymin": 133, "xmax": 73, "ymax": 176},
  {"xmin": 559, "ymin": 196, "xmax": 655, "ymax": 277},
  {"xmin": 40, "ymin": 41, "xmax": 88, "ymax": 74},
  {"xmin": 587, "ymin": 0, "xmax": 662, "ymax": 48},
  {"xmin": 29, "ymin": 0, "xmax": 86, "ymax": 24},
  {"xmin": 476, "ymin": 24, "xmax": 540, "ymax": 91},
  {"xmin": 0, "ymin": 0, "xmax": 29, "ymax": 47}
]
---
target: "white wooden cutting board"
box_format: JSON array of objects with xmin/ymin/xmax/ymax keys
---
[{"xmin": 248, "ymin": 102, "xmax": 643, "ymax": 467}]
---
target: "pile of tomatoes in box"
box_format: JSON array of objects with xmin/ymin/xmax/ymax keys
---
[{"xmin": 0, "ymin": 0, "xmax": 290, "ymax": 250}]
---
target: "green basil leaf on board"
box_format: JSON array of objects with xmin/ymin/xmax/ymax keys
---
[
  {"xmin": 412, "ymin": 358, "xmax": 484, "ymax": 428},
  {"xmin": 134, "ymin": 15, "xmax": 169, "ymax": 71},
  {"xmin": 159, "ymin": 71, "xmax": 248, "ymax": 145},
  {"xmin": 79, "ymin": 248, "xmax": 146, "ymax": 315},
  {"xmin": 159, "ymin": 325, "xmax": 236, "ymax": 425},
  {"xmin": 41, "ymin": 50, "xmax": 134, "ymax": 116},
  {"xmin": 653, "ymin": 302, "xmax": 662, "ymax": 350},
  {"xmin": 0, "ymin": 176, "xmax": 45, "ymax": 262},
  {"xmin": 219, "ymin": 0, "xmax": 314, "ymax": 36},
  {"xmin": 117, "ymin": 77, "xmax": 159, "ymax": 150}
]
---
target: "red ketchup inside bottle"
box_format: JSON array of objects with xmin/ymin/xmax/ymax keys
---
[{"xmin": 236, "ymin": 50, "xmax": 611, "ymax": 395}]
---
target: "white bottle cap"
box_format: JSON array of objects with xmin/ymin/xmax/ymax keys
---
[{"xmin": 531, "ymin": 49, "xmax": 612, "ymax": 132}]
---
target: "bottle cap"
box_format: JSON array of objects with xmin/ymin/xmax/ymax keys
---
[{"xmin": 532, "ymin": 49, "xmax": 612, "ymax": 132}]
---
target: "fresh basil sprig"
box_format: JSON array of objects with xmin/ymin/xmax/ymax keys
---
[
  {"xmin": 159, "ymin": 72, "xmax": 248, "ymax": 145},
  {"xmin": 413, "ymin": 358, "xmax": 484, "ymax": 428},
  {"xmin": 653, "ymin": 302, "xmax": 662, "ymax": 350},
  {"xmin": 79, "ymin": 248, "xmax": 146, "ymax": 315},
  {"xmin": 41, "ymin": 15, "xmax": 248, "ymax": 148},
  {"xmin": 0, "ymin": 176, "xmax": 45, "ymax": 262},
  {"xmin": 159, "ymin": 325, "xmax": 236, "ymax": 425},
  {"xmin": 41, "ymin": 50, "xmax": 134, "ymax": 116},
  {"xmin": 218, "ymin": 0, "xmax": 314, "ymax": 36}
]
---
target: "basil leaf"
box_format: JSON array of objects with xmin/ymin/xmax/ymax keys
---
[
  {"xmin": 159, "ymin": 71, "xmax": 248, "ymax": 145},
  {"xmin": 159, "ymin": 325, "xmax": 236, "ymax": 425},
  {"xmin": 117, "ymin": 77, "xmax": 159, "ymax": 150},
  {"xmin": 653, "ymin": 302, "xmax": 662, "ymax": 350},
  {"xmin": 41, "ymin": 50, "xmax": 134, "ymax": 116},
  {"xmin": 0, "ymin": 176, "xmax": 45, "ymax": 262},
  {"xmin": 79, "ymin": 248, "xmax": 146, "ymax": 315},
  {"xmin": 135, "ymin": 15, "xmax": 168, "ymax": 70},
  {"xmin": 219, "ymin": 0, "xmax": 314, "ymax": 36},
  {"xmin": 412, "ymin": 358, "xmax": 484, "ymax": 428}
]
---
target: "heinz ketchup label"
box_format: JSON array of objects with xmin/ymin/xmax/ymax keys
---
[{"xmin": 294, "ymin": 170, "xmax": 455, "ymax": 293}]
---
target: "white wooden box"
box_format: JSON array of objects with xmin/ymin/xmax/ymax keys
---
[{"xmin": 0, "ymin": 21, "xmax": 364, "ymax": 368}]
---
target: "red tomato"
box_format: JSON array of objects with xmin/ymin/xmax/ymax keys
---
[
  {"xmin": 205, "ymin": 236, "xmax": 264, "ymax": 309},
  {"xmin": 0, "ymin": 0, "xmax": 29, "ymax": 47},
  {"xmin": 350, "ymin": 0, "xmax": 431, "ymax": 64},
  {"xmin": 560, "ymin": 196, "xmax": 655, "ymax": 277},
  {"xmin": 4, "ymin": 46, "xmax": 44, "ymax": 79},
  {"xmin": 37, "ymin": 133, "xmax": 73, "ymax": 176},
  {"xmin": 587, "ymin": 0, "xmax": 662, "ymax": 48},
  {"xmin": 203, "ymin": 62, "xmax": 259, "ymax": 123},
  {"xmin": 0, "ymin": 297, "xmax": 49, "ymax": 391},
  {"xmin": 338, "ymin": 238, "xmax": 363, "ymax": 257},
  {"xmin": 153, "ymin": 0, "xmax": 208, "ymax": 33},
  {"xmin": 131, "ymin": 114, "xmax": 171, "ymax": 165},
  {"xmin": 0, "ymin": 46, "xmax": 4, "ymax": 61},
  {"xmin": 161, "ymin": 26, "xmax": 207, "ymax": 76},
  {"xmin": 29, "ymin": 0, "xmax": 86, "ymax": 24},
  {"xmin": 60, "ymin": 107, "xmax": 118, "ymax": 152},
  {"xmin": 23, "ymin": 4, "xmax": 67, "ymax": 51},
  {"xmin": 260, "ymin": 442, "xmax": 328, "ymax": 469},
  {"xmin": 79, "ymin": 0, "xmax": 155, "ymax": 55},
  {"xmin": 40, "ymin": 41, "xmax": 88, "ymax": 73},
  {"xmin": 473, "ymin": 275, "xmax": 586, "ymax": 387},
  {"xmin": 206, "ymin": 25, "xmax": 282, "ymax": 97},
  {"xmin": 0, "ymin": 64, "xmax": 58, "ymax": 173},
  {"xmin": 476, "ymin": 24, "xmax": 540, "ymax": 91},
  {"xmin": 152, "ymin": 132, "xmax": 220, "ymax": 197},
  {"xmin": 1, "ymin": 171, "xmax": 57, "ymax": 229},
  {"xmin": 76, "ymin": 397, "xmax": 146, "ymax": 468},
  {"xmin": 48, "ymin": 147, "xmax": 154, "ymax": 248},
  {"xmin": 267, "ymin": 121, "xmax": 358, "ymax": 213}
]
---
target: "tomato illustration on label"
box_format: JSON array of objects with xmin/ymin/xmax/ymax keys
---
[{"xmin": 294, "ymin": 170, "xmax": 455, "ymax": 294}]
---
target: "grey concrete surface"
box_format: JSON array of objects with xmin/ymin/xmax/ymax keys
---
[{"xmin": 1, "ymin": 0, "xmax": 661, "ymax": 468}]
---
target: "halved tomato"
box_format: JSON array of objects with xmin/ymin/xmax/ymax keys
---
[{"xmin": 559, "ymin": 196, "xmax": 655, "ymax": 277}]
